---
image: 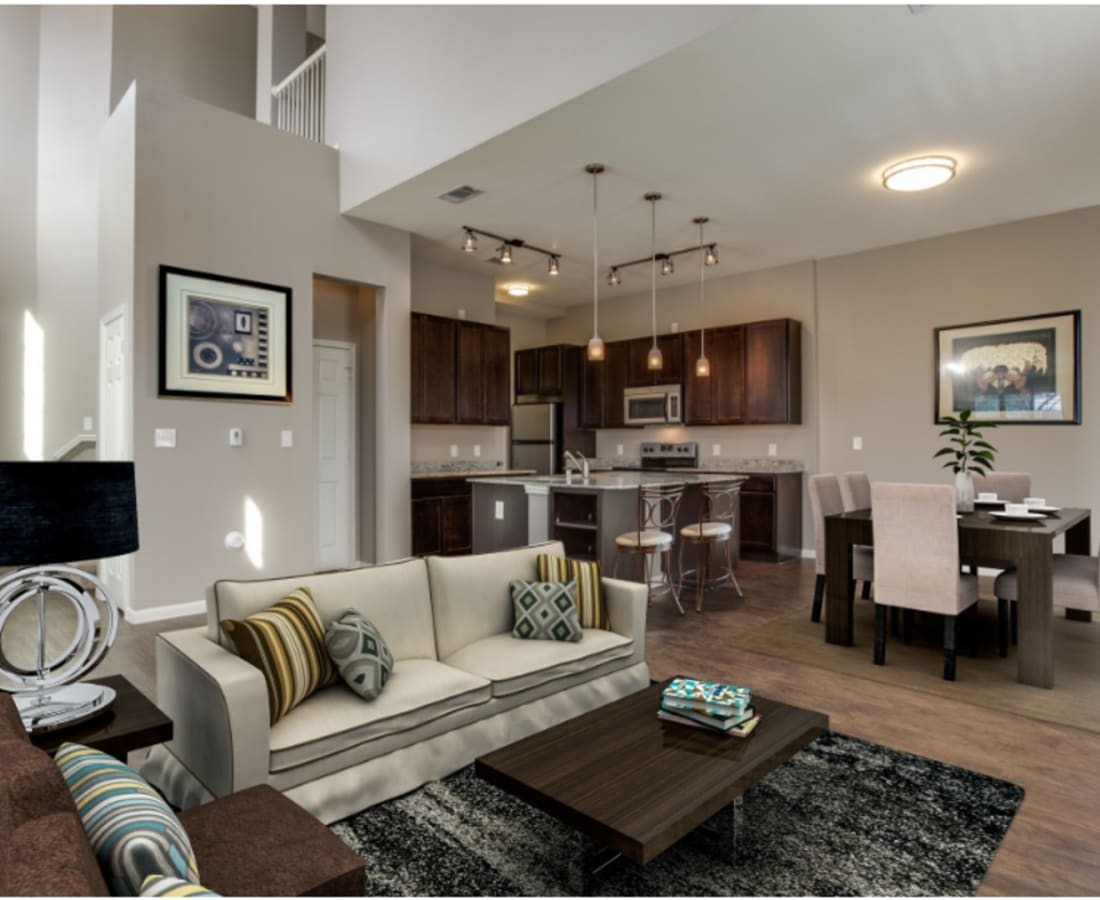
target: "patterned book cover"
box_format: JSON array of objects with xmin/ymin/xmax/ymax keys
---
[{"xmin": 663, "ymin": 677, "xmax": 751, "ymax": 708}]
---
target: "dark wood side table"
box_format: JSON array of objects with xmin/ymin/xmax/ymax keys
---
[{"xmin": 29, "ymin": 673, "xmax": 173, "ymax": 761}]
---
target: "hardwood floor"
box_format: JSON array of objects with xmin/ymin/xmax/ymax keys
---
[{"xmin": 97, "ymin": 559, "xmax": 1098, "ymax": 895}]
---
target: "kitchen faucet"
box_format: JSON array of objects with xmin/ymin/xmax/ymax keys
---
[{"xmin": 563, "ymin": 450, "xmax": 590, "ymax": 480}]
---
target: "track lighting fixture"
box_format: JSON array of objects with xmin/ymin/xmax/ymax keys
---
[
  {"xmin": 645, "ymin": 192, "xmax": 663, "ymax": 372},
  {"xmin": 609, "ymin": 238, "xmax": 720, "ymax": 281},
  {"xmin": 586, "ymin": 164, "xmax": 606, "ymax": 363},
  {"xmin": 462, "ymin": 230, "xmax": 477, "ymax": 253},
  {"xmin": 660, "ymin": 256, "xmax": 674, "ymax": 276},
  {"xmin": 608, "ymin": 268, "xmax": 621, "ymax": 287},
  {"xmin": 548, "ymin": 256, "xmax": 560, "ymax": 277},
  {"xmin": 705, "ymin": 244, "xmax": 718, "ymax": 266},
  {"xmin": 461, "ymin": 227, "xmax": 562, "ymax": 273},
  {"xmin": 498, "ymin": 244, "xmax": 512, "ymax": 264}
]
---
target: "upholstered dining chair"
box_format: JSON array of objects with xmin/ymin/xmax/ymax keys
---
[
  {"xmin": 808, "ymin": 474, "xmax": 873, "ymax": 623},
  {"xmin": 992, "ymin": 547, "xmax": 1099, "ymax": 657},
  {"xmin": 870, "ymin": 482, "xmax": 980, "ymax": 681},
  {"xmin": 614, "ymin": 482, "xmax": 685, "ymax": 615},
  {"xmin": 839, "ymin": 471, "xmax": 872, "ymax": 512},
  {"xmin": 971, "ymin": 471, "xmax": 1032, "ymax": 502}
]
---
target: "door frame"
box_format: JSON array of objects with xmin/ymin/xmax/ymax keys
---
[
  {"xmin": 313, "ymin": 339, "xmax": 358, "ymax": 569},
  {"xmin": 98, "ymin": 305, "xmax": 134, "ymax": 613}
]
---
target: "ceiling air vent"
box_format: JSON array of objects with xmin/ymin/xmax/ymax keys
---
[{"xmin": 437, "ymin": 184, "xmax": 484, "ymax": 204}]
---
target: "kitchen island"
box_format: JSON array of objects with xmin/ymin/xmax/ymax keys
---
[{"xmin": 470, "ymin": 472, "xmax": 747, "ymax": 581}]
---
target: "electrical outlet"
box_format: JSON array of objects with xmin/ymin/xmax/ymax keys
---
[
  {"xmin": 616, "ymin": 443, "xmax": 624, "ymax": 456},
  {"xmin": 228, "ymin": 427, "xmax": 243, "ymax": 447},
  {"xmin": 457, "ymin": 308, "xmax": 467, "ymax": 320},
  {"xmin": 853, "ymin": 436, "xmax": 863, "ymax": 450},
  {"xmin": 670, "ymin": 322, "xmax": 679, "ymax": 333},
  {"xmin": 154, "ymin": 428, "xmax": 176, "ymax": 449},
  {"xmin": 449, "ymin": 444, "xmax": 458, "ymax": 458},
  {"xmin": 712, "ymin": 443, "xmax": 721, "ymax": 457},
  {"xmin": 494, "ymin": 500, "xmax": 504, "ymax": 520},
  {"xmin": 281, "ymin": 429, "xmax": 293, "ymax": 448},
  {"xmin": 473, "ymin": 444, "xmax": 481, "ymax": 457},
  {"xmin": 83, "ymin": 416, "xmax": 94, "ymax": 432},
  {"xmin": 768, "ymin": 443, "xmax": 777, "ymax": 457}
]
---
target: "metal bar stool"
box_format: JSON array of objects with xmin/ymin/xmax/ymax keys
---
[
  {"xmin": 677, "ymin": 480, "xmax": 744, "ymax": 613},
  {"xmin": 613, "ymin": 482, "xmax": 685, "ymax": 615}
]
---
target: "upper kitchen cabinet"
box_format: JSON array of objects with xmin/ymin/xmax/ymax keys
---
[
  {"xmin": 744, "ymin": 319, "xmax": 802, "ymax": 424},
  {"xmin": 683, "ymin": 325, "xmax": 745, "ymax": 425},
  {"xmin": 602, "ymin": 340, "xmax": 633, "ymax": 428},
  {"xmin": 626, "ymin": 334, "xmax": 683, "ymax": 387},
  {"xmin": 411, "ymin": 313, "xmax": 456, "ymax": 424},
  {"xmin": 411, "ymin": 313, "xmax": 509, "ymax": 425},
  {"xmin": 580, "ymin": 352, "xmax": 604, "ymax": 429},
  {"xmin": 514, "ymin": 344, "xmax": 570, "ymax": 400},
  {"xmin": 457, "ymin": 321, "xmax": 511, "ymax": 425}
]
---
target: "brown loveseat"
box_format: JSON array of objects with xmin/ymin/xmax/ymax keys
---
[{"xmin": 0, "ymin": 694, "xmax": 364, "ymax": 897}]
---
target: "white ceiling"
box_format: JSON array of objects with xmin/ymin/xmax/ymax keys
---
[{"xmin": 353, "ymin": 6, "xmax": 1100, "ymax": 313}]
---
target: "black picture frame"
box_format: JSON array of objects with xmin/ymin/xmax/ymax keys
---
[
  {"xmin": 933, "ymin": 310, "xmax": 1080, "ymax": 424},
  {"xmin": 158, "ymin": 265, "xmax": 293, "ymax": 403}
]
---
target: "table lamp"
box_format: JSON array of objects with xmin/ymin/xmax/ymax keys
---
[{"xmin": 0, "ymin": 461, "xmax": 139, "ymax": 733}]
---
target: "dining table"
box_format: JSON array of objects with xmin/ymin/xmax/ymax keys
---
[{"xmin": 824, "ymin": 505, "xmax": 1092, "ymax": 688}]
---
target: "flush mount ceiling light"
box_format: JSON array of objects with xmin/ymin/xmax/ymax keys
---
[
  {"xmin": 506, "ymin": 285, "xmax": 529, "ymax": 297},
  {"xmin": 881, "ymin": 155, "xmax": 957, "ymax": 192}
]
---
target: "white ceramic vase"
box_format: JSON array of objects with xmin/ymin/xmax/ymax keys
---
[{"xmin": 954, "ymin": 470, "xmax": 975, "ymax": 512}]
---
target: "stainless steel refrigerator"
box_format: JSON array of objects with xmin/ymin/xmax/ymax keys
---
[{"xmin": 511, "ymin": 403, "xmax": 562, "ymax": 475}]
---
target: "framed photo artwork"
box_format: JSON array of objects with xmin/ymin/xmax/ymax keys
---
[
  {"xmin": 159, "ymin": 265, "xmax": 292, "ymax": 402},
  {"xmin": 934, "ymin": 310, "xmax": 1080, "ymax": 424}
]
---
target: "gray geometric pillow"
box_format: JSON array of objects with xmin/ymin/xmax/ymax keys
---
[
  {"xmin": 510, "ymin": 580, "xmax": 582, "ymax": 642},
  {"xmin": 324, "ymin": 609, "xmax": 394, "ymax": 700}
]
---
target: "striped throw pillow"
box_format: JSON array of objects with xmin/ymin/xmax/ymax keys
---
[
  {"xmin": 221, "ymin": 586, "xmax": 338, "ymax": 724},
  {"xmin": 141, "ymin": 875, "xmax": 221, "ymax": 897},
  {"xmin": 55, "ymin": 743, "xmax": 200, "ymax": 896},
  {"xmin": 536, "ymin": 554, "xmax": 609, "ymax": 629}
]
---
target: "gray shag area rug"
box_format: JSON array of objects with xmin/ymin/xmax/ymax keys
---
[{"xmin": 331, "ymin": 732, "xmax": 1023, "ymax": 896}]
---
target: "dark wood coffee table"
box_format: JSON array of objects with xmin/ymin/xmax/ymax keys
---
[
  {"xmin": 30, "ymin": 674, "xmax": 173, "ymax": 761},
  {"xmin": 475, "ymin": 680, "xmax": 828, "ymax": 891}
]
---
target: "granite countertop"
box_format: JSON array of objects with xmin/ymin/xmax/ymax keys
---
[
  {"xmin": 411, "ymin": 468, "xmax": 537, "ymax": 481},
  {"xmin": 470, "ymin": 471, "xmax": 748, "ymax": 491},
  {"xmin": 612, "ymin": 458, "xmax": 805, "ymax": 475}
]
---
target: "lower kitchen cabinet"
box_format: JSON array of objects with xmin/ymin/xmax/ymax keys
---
[
  {"xmin": 738, "ymin": 472, "xmax": 802, "ymax": 562},
  {"xmin": 411, "ymin": 479, "xmax": 472, "ymax": 556}
]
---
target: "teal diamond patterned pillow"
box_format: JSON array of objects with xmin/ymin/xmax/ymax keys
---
[
  {"xmin": 324, "ymin": 609, "xmax": 394, "ymax": 700},
  {"xmin": 511, "ymin": 579, "xmax": 583, "ymax": 642}
]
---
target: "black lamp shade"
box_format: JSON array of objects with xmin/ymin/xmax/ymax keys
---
[{"xmin": 0, "ymin": 462, "xmax": 139, "ymax": 566}]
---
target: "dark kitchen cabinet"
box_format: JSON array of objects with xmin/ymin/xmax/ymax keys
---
[
  {"xmin": 627, "ymin": 334, "xmax": 683, "ymax": 387},
  {"xmin": 745, "ymin": 319, "xmax": 802, "ymax": 424},
  {"xmin": 515, "ymin": 348, "xmax": 540, "ymax": 396},
  {"xmin": 411, "ymin": 478, "xmax": 472, "ymax": 556},
  {"xmin": 603, "ymin": 340, "xmax": 632, "ymax": 428},
  {"xmin": 457, "ymin": 321, "xmax": 510, "ymax": 425},
  {"xmin": 411, "ymin": 313, "xmax": 456, "ymax": 424},
  {"xmin": 738, "ymin": 472, "xmax": 802, "ymax": 563},
  {"xmin": 580, "ymin": 353, "xmax": 604, "ymax": 429},
  {"xmin": 412, "ymin": 314, "xmax": 509, "ymax": 426},
  {"xmin": 684, "ymin": 325, "xmax": 745, "ymax": 425},
  {"xmin": 537, "ymin": 346, "xmax": 564, "ymax": 395},
  {"xmin": 514, "ymin": 344, "xmax": 568, "ymax": 399}
]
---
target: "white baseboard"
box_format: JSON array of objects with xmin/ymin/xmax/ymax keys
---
[{"xmin": 125, "ymin": 600, "xmax": 206, "ymax": 625}]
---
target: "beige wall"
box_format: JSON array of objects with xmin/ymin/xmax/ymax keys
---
[
  {"xmin": 313, "ymin": 277, "xmax": 378, "ymax": 562},
  {"xmin": 105, "ymin": 85, "xmax": 411, "ymax": 615},
  {"xmin": 110, "ymin": 5, "xmax": 257, "ymax": 117},
  {"xmin": 816, "ymin": 205, "xmax": 1100, "ymax": 531},
  {"xmin": 0, "ymin": 6, "xmax": 40, "ymax": 459}
]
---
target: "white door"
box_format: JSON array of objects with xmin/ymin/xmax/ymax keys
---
[
  {"xmin": 314, "ymin": 341, "xmax": 356, "ymax": 569},
  {"xmin": 98, "ymin": 307, "xmax": 133, "ymax": 611}
]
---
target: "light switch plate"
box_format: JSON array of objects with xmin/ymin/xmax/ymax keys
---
[
  {"xmin": 473, "ymin": 444, "xmax": 481, "ymax": 457},
  {"xmin": 853, "ymin": 436, "xmax": 863, "ymax": 450},
  {"xmin": 457, "ymin": 308, "xmax": 467, "ymax": 320},
  {"xmin": 449, "ymin": 444, "xmax": 458, "ymax": 458},
  {"xmin": 670, "ymin": 322, "xmax": 679, "ymax": 333},
  {"xmin": 768, "ymin": 443, "xmax": 778, "ymax": 457},
  {"xmin": 281, "ymin": 429, "xmax": 293, "ymax": 448},
  {"xmin": 154, "ymin": 428, "xmax": 176, "ymax": 449},
  {"xmin": 494, "ymin": 500, "xmax": 504, "ymax": 520},
  {"xmin": 229, "ymin": 427, "xmax": 243, "ymax": 447},
  {"xmin": 616, "ymin": 443, "xmax": 624, "ymax": 456},
  {"xmin": 712, "ymin": 443, "xmax": 721, "ymax": 457},
  {"xmin": 83, "ymin": 416, "xmax": 94, "ymax": 432}
]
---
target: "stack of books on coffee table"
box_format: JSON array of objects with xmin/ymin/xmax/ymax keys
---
[{"xmin": 657, "ymin": 677, "xmax": 761, "ymax": 737}]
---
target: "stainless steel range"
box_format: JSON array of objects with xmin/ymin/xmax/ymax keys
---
[{"xmin": 639, "ymin": 441, "xmax": 698, "ymax": 469}]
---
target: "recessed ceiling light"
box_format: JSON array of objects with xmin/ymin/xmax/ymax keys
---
[
  {"xmin": 507, "ymin": 285, "xmax": 529, "ymax": 297},
  {"xmin": 882, "ymin": 156, "xmax": 957, "ymax": 192}
]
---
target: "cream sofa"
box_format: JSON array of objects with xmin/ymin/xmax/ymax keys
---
[{"xmin": 140, "ymin": 541, "xmax": 649, "ymax": 824}]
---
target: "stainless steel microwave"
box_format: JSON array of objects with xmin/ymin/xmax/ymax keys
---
[{"xmin": 624, "ymin": 384, "xmax": 682, "ymax": 425}]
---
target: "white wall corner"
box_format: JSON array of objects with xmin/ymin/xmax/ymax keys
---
[{"xmin": 124, "ymin": 599, "xmax": 206, "ymax": 625}]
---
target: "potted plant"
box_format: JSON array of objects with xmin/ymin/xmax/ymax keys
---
[{"xmin": 934, "ymin": 410, "xmax": 997, "ymax": 511}]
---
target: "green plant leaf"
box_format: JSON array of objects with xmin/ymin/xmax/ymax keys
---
[
  {"xmin": 972, "ymin": 440, "xmax": 997, "ymax": 451},
  {"xmin": 932, "ymin": 447, "xmax": 955, "ymax": 458}
]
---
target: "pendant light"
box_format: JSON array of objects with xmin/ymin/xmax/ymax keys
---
[
  {"xmin": 693, "ymin": 216, "xmax": 711, "ymax": 378},
  {"xmin": 585, "ymin": 164, "xmax": 606, "ymax": 362},
  {"xmin": 645, "ymin": 192, "xmax": 663, "ymax": 371}
]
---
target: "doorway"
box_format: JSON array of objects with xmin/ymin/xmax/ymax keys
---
[{"xmin": 314, "ymin": 340, "xmax": 357, "ymax": 569}]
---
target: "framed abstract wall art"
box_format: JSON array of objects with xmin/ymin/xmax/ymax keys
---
[
  {"xmin": 934, "ymin": 310, "xmax": 1080, "ymax": 424},
  {"xmin": 159, "ymin": 265, "xmax": 292, "ymax": 402}
]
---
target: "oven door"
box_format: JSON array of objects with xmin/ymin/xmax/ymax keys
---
[{"xmin": 624, "ymin": 390, "xmax": 671, "ymax": 425}]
